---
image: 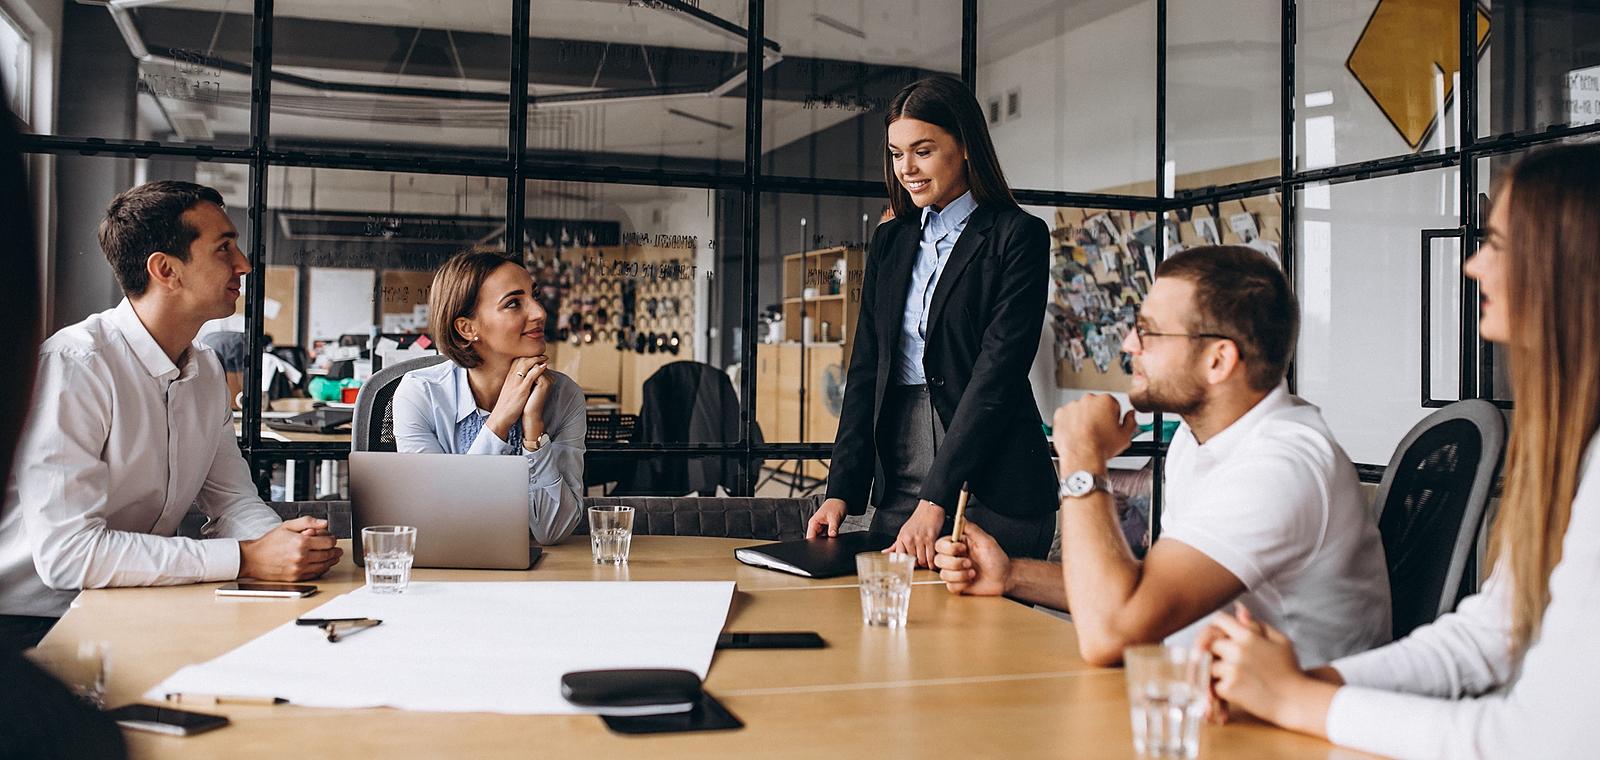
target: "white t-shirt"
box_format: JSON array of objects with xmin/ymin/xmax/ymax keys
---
[{"xmin": 1160, "ymin": 384, "xmax": 1392, "ymax": 666}]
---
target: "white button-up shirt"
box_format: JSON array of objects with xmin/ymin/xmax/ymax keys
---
[
  {"xmin": 0, "ymin": 300, "xmax": 283, "ymax": 618},
  {"xmin": 389, "ymin": 360, "xmax": 585, "ymax": 545}
]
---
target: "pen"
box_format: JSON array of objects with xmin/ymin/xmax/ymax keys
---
[
  {"xmin": 166, "ymin": 692, "xmax": 288, "ymax": 706},
  {"xmin": 323, "ymin": 618, "xmax": 382, "ymax": 643},
  {"xmin": 296, "ymin": 617, "xmax": 370, "ymax": 626}
]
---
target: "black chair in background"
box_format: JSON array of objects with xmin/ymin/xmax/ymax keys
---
[
  {"xmin": 614, "ymin": 361, "xmax": 757, "ymax": 496},
  {"xmin": 1375, "ymin": 399, "xmax": 1506, "ymax": 639},
  {"xmin": 351, "ymin": 354, "xmax": 448, "ymax": 452}
]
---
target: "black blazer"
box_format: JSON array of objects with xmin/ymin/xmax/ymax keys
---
[{"xmin": 825, "ymin": 204, "xmax": 1056, "ymax": 519}]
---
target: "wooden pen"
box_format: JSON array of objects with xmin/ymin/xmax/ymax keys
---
[
  {"xmin": 951, "ymin": 484, "xmax": 972, "ymax": 542},
  {"xmin": 166, "ymin": 692, "xmax": 287, "ymax": 706}
]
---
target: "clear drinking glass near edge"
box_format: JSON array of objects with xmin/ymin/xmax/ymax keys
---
[
  {"xmin": 362, "ymin": 525, "xmax": 417, "ymax": 593},
  {"xmin": 1123, "ymin": 644, "xmax": 1211, "ymax": 758},
  {"xmin": 588, "ymin": 505, "xmax": 635, "ymax": 564},
  {"xmin": 856, "ymin": 551, "xmax": 914, "ymax": 627},
  {"xmin": 27, "ymin": 640, "xmax": 110, "ymax": 709}
]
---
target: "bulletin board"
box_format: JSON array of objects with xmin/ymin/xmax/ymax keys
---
[
  {"xmin": 1049, "ymin": 160, "xmax": 1284, "ymax": 391},
  {"xmin": 229, "ymin": 266, "xmax": 298, "ymax": 346},
  {"xmin": 380, "ymin": 269, "xmax": 435, "ymax": 334}
]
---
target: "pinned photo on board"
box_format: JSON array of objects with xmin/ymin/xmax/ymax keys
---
[
  {"xmin": 1192, "ymin": 216, "xmax": 1221, "ymax": 246},
  {"xmin": 1229, "ymin": 212, "xmax": 1261, "ymax": 243},
  {"xmin": 1086, "ymin": 213, "xmax": 1121, "ymax": 249}
]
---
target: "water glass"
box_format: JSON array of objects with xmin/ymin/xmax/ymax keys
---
[
  {"xmin": 1123, "ymin": 644, "xmax": 1211, "ymax": 759},
  {"xmin": 362, "ymin": 525, "xmax": 416, "ymax": 593},
  {"xmin": 855, "ymin": 551, "xmax": 914, "ymax": 627},
  {"xmin": 28, "ymin": 641, "xmax": 110, "ymax": 709},
  {"xmin": 588, "ymin": 505, "xmax": 634, "ymax": 565}
]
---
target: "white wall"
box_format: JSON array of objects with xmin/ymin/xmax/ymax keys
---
[
  {"xmin": 979, "ymin": 1, "xmax": 1156, "ymax": 194},
  {"xmin": 984, "ymin": 0, "xmax": 1469, "ymax": 466}
]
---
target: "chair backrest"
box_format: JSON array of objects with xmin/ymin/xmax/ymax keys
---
[
  {"xmin": 616, "ymin": 361, "xmax": 746, "ymax": 495},
  {"xmin": 579, "ymin": 495, "xmax": 821, "ymax": 541},
  {"xmin": 1374, "ymin": 399, "xmax": 1506, "ymax": 639},
  {"xmin": 351, "ymin": 354, "xmax": 448, "ymax": 452}
]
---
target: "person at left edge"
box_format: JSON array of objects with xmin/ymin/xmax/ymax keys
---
[
  {"xmin": 807, "ymin": 75, "xmax": 1056, "ymax": 567},
  {"xmin": 0, "ymin": 181, "xmax": 341, "ymax": 650}
]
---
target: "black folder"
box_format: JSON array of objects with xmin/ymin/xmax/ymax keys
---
[{"xmin": 733, "ymin": 532, "xmax": 896, "ymax": 579}]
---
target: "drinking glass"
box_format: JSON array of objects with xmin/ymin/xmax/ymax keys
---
[
  {"xmin": 588, "ymin": 506, "xmax": 634, "ymax": 565},
  {"xmin": 362, "ymin": 525, "xmax": 416, "ymax": 593},
  {"xmin": 855, "ymin": 551, "xmax": 914, "ymax": 627},
  {"xmin": 1123, "ymin": 644, "xmax": 1211, "ymax": 758}
]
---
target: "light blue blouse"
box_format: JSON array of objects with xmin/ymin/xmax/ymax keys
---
[
  {"xmin": 896, "ymin": 190, "xmax": 977, "ymax": 385},
  {"xmin": 389, "ymin": 360, "xmax": 585, "ymax": 544}
]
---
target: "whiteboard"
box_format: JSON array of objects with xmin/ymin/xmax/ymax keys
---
[{"xmin": 308, "ymin": 267, "xmax": 375, "ymax": 342}]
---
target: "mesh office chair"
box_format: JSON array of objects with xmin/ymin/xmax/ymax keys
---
[
  {"xmin": 1375, "ymin": 399, "xmax": 1505, "ymax": 639},
  {"xmin": 351, "ymin": 354, "xmax": 447, "ymax": 452}
]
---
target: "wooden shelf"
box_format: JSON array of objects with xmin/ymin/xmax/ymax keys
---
[{"xmin": 783, "ymin": 294, "xmax": 845, "ymax": 302}]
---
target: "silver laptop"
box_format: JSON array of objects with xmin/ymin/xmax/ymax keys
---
[{"xmin": 349, "ymin": 451, "xmax": 538, "ymax": 570}]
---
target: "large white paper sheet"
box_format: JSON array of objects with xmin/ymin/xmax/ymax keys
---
[{"xmin": 148, "ymin": 581, "xmax": 735, "ymax": 714}]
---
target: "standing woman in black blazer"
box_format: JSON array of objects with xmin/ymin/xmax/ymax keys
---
[{"xmin": 806, "ymin": 76, "xmax": 1056, "ymax": 566}]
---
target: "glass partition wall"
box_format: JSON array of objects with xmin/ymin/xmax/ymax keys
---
[{"xmin": 19, "ymin": 0, "xmax": 1594, "ymax": 519}]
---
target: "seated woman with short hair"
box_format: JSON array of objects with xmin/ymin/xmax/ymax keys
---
[{"xmin": 390, "ymin": 250, "xmax": 584, "ymax": 545}]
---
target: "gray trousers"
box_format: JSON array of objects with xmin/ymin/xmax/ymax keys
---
[{"xmin": 869, "ymin": 384, "xmax": 1054, "ymax": 559}]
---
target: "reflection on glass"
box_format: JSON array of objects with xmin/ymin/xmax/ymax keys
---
[
  {"xmin": 253, "ymin": 167, "xmax": 508, "ymax": 439},
  {"xmin": 527, "ymin": 0, "xmax": 754, "ymax": 174},
  {"xmin": 528, "ymin": 181, "xmax": 742, "ymax": 443},
  {"xmin": 47, "ymin": 155, "xmax": 249, "ymax": 331},
  {"xmin": 1295, "ymin": 167, "xmax": 1459, "ymax": 465},
  {"xmin": 762, "ymin": 0, "xmax": 961, "ymax": 182},
  {"xmin": 979, "ymin": 1, "xmax": 1156, "ymax": 193},
  {"xmin": 38, "ymin": 1, "xmax": 253, "ymax": 147},
  {"xmin": 1166, "ymin": 0, "xmax": 1280, "ymax": 192},
  {"xmin": 1296, "ymin": 1, "xmax": 1486, "ymax": 169},
  {"xmin": 269, "ymin": 0, "xmax": 511, "ymax": 157},
  {"xmin": 1482, "ymin": 1, "xmax": 1600, "ymax": 139},
  {"xmin": 758, "ymin": 194, "xmax": 879, "ymax": 444}
]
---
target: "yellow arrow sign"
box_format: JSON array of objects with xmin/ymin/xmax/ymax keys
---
[{"xmin": 1346, "ymin": 0, "xmax": 1490, "ymax": 149}]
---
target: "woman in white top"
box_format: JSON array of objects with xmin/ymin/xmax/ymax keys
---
[
  {"xmin": 1199, "ymin": 143, "xmax": 1600, "ymax": 758},
  {"xmin": 390, "ymin": 251, "xmax": 585, "ymax": 545}
]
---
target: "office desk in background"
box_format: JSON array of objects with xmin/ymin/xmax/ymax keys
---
[
  {"xmin": 233, "ymin": 418, "xmax": 349, "ymax": 499},
  {"xmin": 37, "ymin": 537, "xmax": 1363, "ymax": 759}
]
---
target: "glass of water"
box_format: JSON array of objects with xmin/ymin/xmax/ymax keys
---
[
  {"xmin": 1123, "ymin": 644, "xmax": 1211, "ymax": 759},
  {"xmin": 28, "ymin": 641, "xmax": 110, "ymax": 709},
  {"xmin": 362, "ymin": 525, "xmax": 416, "ymax": 593},
  {"xmin": 855, "ymin": 551, "xmax": 914, "ymax": 627},
  {"xmin": 588, "ymin": 505, "xmax": 634, "ymax": 565}
]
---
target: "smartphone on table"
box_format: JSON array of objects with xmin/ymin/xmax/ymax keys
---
[
  {"xmin": 105, "ymin": 704, "xmax": 230, "ymax": 736},
  {"xmin": 214, "ymin": 582, "xmax": 318, "ymax": 598}
]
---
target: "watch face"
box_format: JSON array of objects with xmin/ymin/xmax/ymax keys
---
[{"xmin": 1067, "ymin": 471, "xmax": 1094, "ymax": 495}]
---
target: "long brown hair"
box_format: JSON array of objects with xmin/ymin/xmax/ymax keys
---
[
  {"xmin": 428, "ymin": 250, "xmax": 520, "ymax": 369},
  {"xmin": 1491, "ymin": 142, "xmax": 1600, "ymax": 652},
  {"xmin": 882, "ymin": 76, "xmax": 1017, "ymax": 221}
]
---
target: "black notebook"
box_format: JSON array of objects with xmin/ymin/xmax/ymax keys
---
[{"xmin": 733, "ymin": 532, "xmax": 896, "ymax": 578}]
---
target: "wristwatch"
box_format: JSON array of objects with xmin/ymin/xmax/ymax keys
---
[
  {"xmin": 524, "ymin": 432, "xmax": 552, "ymax": 452},
  {"xmin": 1059, "ymin": 470, "xmax": 1113, "ymax": 500}
]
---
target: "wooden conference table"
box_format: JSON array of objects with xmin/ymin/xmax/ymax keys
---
[{"xmin": 38, "ymin": 537, "xmax": 1362, "ymax": 759}]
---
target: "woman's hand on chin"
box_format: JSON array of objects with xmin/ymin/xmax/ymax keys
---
[{"xmin": 487, "ymin": 355, "xmax": 543, "ymax": 439}]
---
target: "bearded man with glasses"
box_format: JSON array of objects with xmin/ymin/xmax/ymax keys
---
[{"xmin": 934, "ymin": 245, "xmax": 1391, "ymax": 668}]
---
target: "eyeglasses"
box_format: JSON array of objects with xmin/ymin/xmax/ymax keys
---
[{"xmin": 1132, "ymin": 325, "xmax": 1235, "ymax": 348}]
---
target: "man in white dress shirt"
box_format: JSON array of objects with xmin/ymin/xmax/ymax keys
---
[
  {"xmin": 934, "ymin": 245, "xmax": 1391, "ymax": 667},
  {"xmin": 0, "ymin": 181, "xmax": 340, "ymax": 649}
]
